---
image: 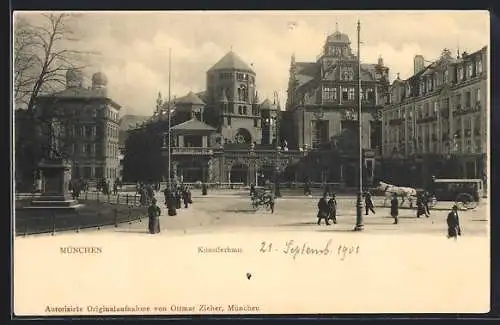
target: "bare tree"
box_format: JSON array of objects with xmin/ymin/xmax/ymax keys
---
[
  {"xmin": 14, "ymin": 13, "xmax": 95, "ymax": 111},
  {"xmin": 14, "ymin": 13, "xmax": 99, "ymax": 189}
]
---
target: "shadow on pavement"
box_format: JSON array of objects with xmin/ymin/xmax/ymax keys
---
[
  {"xmin": 223, "ymin": 209, "xmax": 257, "ymax": 214},
  {"xmin": 314, "ymin": 228, "xmax": 361, "ymax": 233},
  {"xmin": 113, "ymin": 229, "xmax": 149, "ymax": 234},
  {"xmin": 279, "ymin": 221, "xmax": 319, "ymax": 226}
]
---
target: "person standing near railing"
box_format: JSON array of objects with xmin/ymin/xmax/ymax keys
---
[{"xmin": 148, "ymin": 198, "xmax": 161, "ymax": 234}]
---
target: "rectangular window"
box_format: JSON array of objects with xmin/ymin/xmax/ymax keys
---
[
  {"xmin": 458, "ymin": 67, "xmax": 464, "ymax": 81},
  {"xmin": 254, "ymin": 118, "xmax": 258, "ymax": 127},
  {"xmin": 477, "ymin": 60, "xmax": 483, "ymax": 74},
  {"xmin": 476, "ymin": 88, "xmax": 481, "ymax": 104},
  {"xmin": 91, "ymin": 143, "xmax": 96, "ymax": 156},
  {"xmin": 465, "ymin": 91, "xmax": 471, "ymax": 107},
  {"xmin": 467, "ymin": 64, "xmax": 473, "ymax": 78},
  {"xmin": 85, "ymin": 143, "xmax": 91, "ymax": 154},
  {"xmin": 455, "ymin": 94, "xmax": 462, "ymax": 109},
  {"xmin": 348, "ymin": 88, "xmax": 355, "ymax": 100},
  {"xmin": 227, "ymin": 116, "xmax": 231, "ymax": 126},
  {"xmin": 342, "ymin": 87, "xmax": 348, "ymax": 101}
]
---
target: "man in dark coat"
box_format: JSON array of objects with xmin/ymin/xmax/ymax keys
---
[
  {"xmin": 317, "ymin": 193, "xmax": 331, "ymax": 225},
  {"xmin": 447, "ymin": 205, "xmax": 461, "ymax": 240},
  {"xmin": 390, "ymin": 193, "xmax": 399, "ymax": 224},
  {"xmin": 327, "ymin": 193, "xmax": 337, "ymax": 224},
  {"xmin": 167, "ymin": 187, "xmax": 177, "ymax": 216},
  {"xmin": 175, "ymin": 186, "xmax": 182, "ymax": 209},
  {"xmin": 416, "ymin": 193, "xmax": 429, "ymax": 218},
  {"xmin": 148, "ymin": 198, "xmax": 161, "ymax": 234},
  {"xmin": 364, "ymin": 191, "xmax": 375, "ymax": 215}
]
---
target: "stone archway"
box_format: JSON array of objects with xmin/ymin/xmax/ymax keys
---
[{"xmin": 234, "ymin": 128, "xmax": 252, "ymax": 144}]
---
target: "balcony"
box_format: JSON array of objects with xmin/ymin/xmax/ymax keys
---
[
  {"xmin": 453, "ymin": 104, "xmax": 479, "ymax": 116},
  {"xmin": 416, "ymin": 114, "xmax": 437, "ymax": 124},
  {"xmin": 169, "ymin": 147, "xmax": 214, "ymax": 156},
  {"xmin": 388, "ymin": 118, "xmax": 405, "ymax": 126}
]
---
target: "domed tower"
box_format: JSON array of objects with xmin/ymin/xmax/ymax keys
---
[
  {"xmin": 92, "ymin": 71, "xmax": 108, "ymax": 96},
  {"xmin": 205, "ymin": 50, "xmax": 261, "ymax": 144},
  {"xmin": 66, "ymin": 68, "xmax": 84, "ymax": 88}
]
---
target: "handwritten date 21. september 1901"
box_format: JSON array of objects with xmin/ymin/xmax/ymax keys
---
[{"xmin": 259, "ymin": 239, "xmax": 360, "ymax": 260}]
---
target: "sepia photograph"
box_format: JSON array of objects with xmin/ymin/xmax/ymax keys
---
[{"xmin": 12, "ymin": 10, "xmax": 490, "ymax": 316}]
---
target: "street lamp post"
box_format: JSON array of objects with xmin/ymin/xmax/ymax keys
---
[
  {"xmin": 273, "ymin": 114, "xmax": 282, "ymax": 198},
  {"xmin": 354, "ymin": 20, "xmax": 364, "ymax": 231}
]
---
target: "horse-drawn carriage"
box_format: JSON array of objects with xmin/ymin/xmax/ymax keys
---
[
  {"xmin": 250, "ymin": 189, "xmax": 275, "ymax": 213},
  {"xmin": 376, "ymin": 178, "xmax": 483, "ymax": 210},
  {"xmin": 429, "ymin": 178, "xmax": 482, "ymax": 210}
]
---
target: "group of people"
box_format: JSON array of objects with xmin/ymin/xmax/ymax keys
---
[
  {"xmin": 316, "ymin": 190, "xmax": 376, "ymax": 226},
  {"xmin": 316, "ymin": 190, "xmax": 462, "ymax": 239},
  {"xmin": 147, "ymin": 184, "xmax": 194, "ymax": 235}
]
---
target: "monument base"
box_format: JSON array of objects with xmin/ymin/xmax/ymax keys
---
[{"xmin": 28, "ymin": 157, "xmax": 83, "ymax": 210}]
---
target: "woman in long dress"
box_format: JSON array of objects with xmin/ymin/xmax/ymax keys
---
[
  {"xmin": 390, "ymin": 193, "xmax": 399, "ymax": 224},
  {"xmin": 148, "ymin": 198, "xmax": 161, "ymax": 234},
  {"xmin": 447, "ymin": 205, "xmax": 461, "ymax": 240}
]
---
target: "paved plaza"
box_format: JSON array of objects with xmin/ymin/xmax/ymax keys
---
[{"xmin": 96, "ymin": 191, "xmax": 489, "ymax": 237}]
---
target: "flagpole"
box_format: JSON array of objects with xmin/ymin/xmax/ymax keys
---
[{"xmin": 168, "ymin": 48, "xmax": 172, "ymax": 190}]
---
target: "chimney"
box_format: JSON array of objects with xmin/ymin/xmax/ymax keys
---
[{"xmin": 413, "ymin": 55, "xmax": 425, "ymax": 75}]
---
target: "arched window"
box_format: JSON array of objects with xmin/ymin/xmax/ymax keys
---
[{"xmin": 238, "ymin": 84, "xmax": 248, "ymax": 102}]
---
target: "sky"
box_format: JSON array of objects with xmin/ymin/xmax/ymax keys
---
[{"xmin": 15, "ymin": 10, "xmax": 489, "ymax": 116}]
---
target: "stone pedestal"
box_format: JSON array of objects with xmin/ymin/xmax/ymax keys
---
[{"xmin": 30, "ymin": 158, "xmax": 80, "ymax": 209}]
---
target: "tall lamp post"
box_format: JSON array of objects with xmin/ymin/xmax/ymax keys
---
[
  {"xmin": 274, "ymin": 92, "xmax": 282, "ymax": 197},
  {"xmin": 354, "ymin": 20, "xmax": 364, "ymax": 231}
]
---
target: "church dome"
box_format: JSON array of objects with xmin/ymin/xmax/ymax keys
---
[
  {"xmin": 326, "ymin": 31, "xmax": 350, "ymax": 44},
  {"xmin": 65, "ymin": 68, "xmax": 83, "ymax": 88},
  {"xmin": 208, "ymin": 51, "xmax": 255, "ymax": 73},
  {"xmin": 92, "ymin": 71, "xmax": 108, "ymax": 87}
]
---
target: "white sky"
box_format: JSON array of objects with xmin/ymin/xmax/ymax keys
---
[{"xmin": 16, "ymin": 10, "xmax": 489, "ymax": 116}]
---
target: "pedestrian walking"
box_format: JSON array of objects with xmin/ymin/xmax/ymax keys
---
[
  {"xmin": 364, "ymin": 191, "xmax": 376, "ymax": 215},
  {"xmin": 183, "ymin": 187, "xmax": 190, "ymax": 208},
  {"xmin": 327, "ymin": 193, "xmax": 337, "ymax": 224},
  {"xmin": 416, "ymin": 193, "xmax": 429, "ymax": 218},
  {"xmin": 113, "ymin": 181, "xmax": 118, "ymax": 195},
  {"xmin": 447, "ymin": 205, "xmax": 461, "ymax": 240},
  {"xmin": 175, "ymin": 186, "xmax": 182, "ymax": 209},
  {"xmin": 317, "ymin": 193, "xmax": 331, "ymax": 225},
  {"xmin": 390, "ymin": 193, "xmax": 399, "ymax": 224},
  {"xmin": 148, "ymin": 198, "xmax": 161, "ymax": 234},
  {"xmin": 202, "ymin": 182, "xmax": 208, "ymax": 196},
  {"xmin": 423, "ymin": 191, "xmax": 431, "ymax": 216}
]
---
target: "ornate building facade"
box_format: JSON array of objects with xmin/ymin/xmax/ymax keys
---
[
  {"xmin": 35, "ymin": 69, "xmax": 121, "ymax": 183},
  {"xmin": 284, "ymin": 30, "xmax": 389, "ymax": 186},
  {"xmin": 381, "ymin": 46, "xmax": 487, "ymax": 186},
  {"xmin": 149, "ymin": 51, "xmax": 304, "ymax": 185}
]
